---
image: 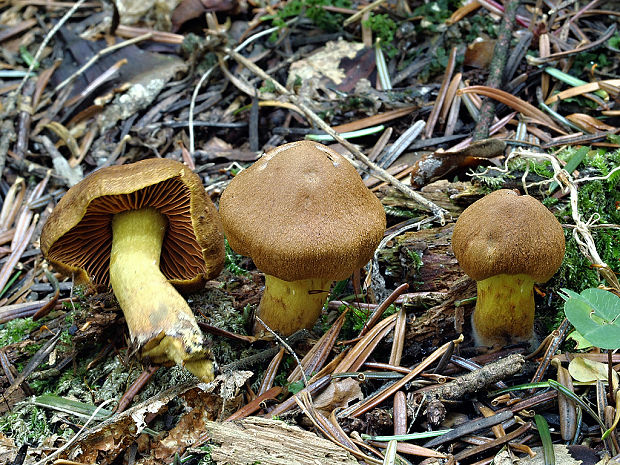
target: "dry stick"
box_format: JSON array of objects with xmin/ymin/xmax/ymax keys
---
[
  {"xmin": 115, "ymin": 366, "xmax": 160, "ymax": 414},
  {"xmin": 255, "ymin": 316, "xmax": 309, "ymax": 387},
  {"xmin": 15, "ymin": 0, "xmax": 88, "ymax": 98},
  {"xmin": 0, "ymin": 120, "xmax": 15, "ymax": 180},
  {"xmin": 418, "ymin": 353, "xmax": 525, "ymax": 402},
  {"xmin": 225, "ymin": 49, "xmax": 448, "ymax": 224},
  {"xmin": 46, "ymin": 33, "xmax": 153, "ymax": 107},
  {"xmin": 472, "ymin": 0, "xmax": 520, "ymax": 140},
  {"xmin": 14, "ymin": 78, "xmax": 35, "ymax": 159}
]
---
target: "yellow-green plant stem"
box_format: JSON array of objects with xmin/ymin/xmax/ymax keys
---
[
  {"xmin": 109, "ymin": 207, "xmax": 215, "ymax": 382},
  {"xmin": 254, "ymin": 274, "xmax": 332, "ymax": 336},
  {"xmin": 472, "ymin": 273, "xmax": 536, "ymax": 348}
]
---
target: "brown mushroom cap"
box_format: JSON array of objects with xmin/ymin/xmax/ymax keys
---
[
  {"xmin": 451, "ymin": 189, "xmax": 565, "ymax": 282},
  {"xmin": 220, "ymin": 141, "xmax": 386, "ymax": 282},
  {"xmin": 40, "ymin": 158, "xmax": 225, "ymax": 290}
]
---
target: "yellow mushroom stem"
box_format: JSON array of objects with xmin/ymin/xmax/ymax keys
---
[
  {"xmin": 109, "ymin": 207, "xmax": 215, "ymax": 382},
  {"xmin": 472, "ymin": 273, "xmax": 536, "ymax": 348},
  {"xmin": 254, "ymin": 274, "xmax": 332, "ymax": 336}
]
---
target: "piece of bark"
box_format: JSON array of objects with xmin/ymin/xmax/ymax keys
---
[
  {"xmin": 197, "ymin": 417, "xmax": 358, "ymax": 465},
  {"xmin": 377, "ymin": 223, "xmax": 464, "ymax": 292},
  {"xmin": 405, "ymin": 277, "xmax": 477, "ymax": 346}
]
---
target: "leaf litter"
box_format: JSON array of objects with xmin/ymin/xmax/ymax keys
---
[{"xmin": 0, "ymin": 0, "xmax": 619, "ymax": 464}]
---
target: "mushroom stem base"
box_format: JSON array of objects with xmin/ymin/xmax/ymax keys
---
[
  {"xmin": 110, "ymin": 208, "xmax": 215, "ymax": 382},
  {"xmin": 254, "ymin": 275, "xmax": 332, "ymax": 336},
  {"xmin": 472, "ymin": 273, "xmax": 536, "ymax": 348}
]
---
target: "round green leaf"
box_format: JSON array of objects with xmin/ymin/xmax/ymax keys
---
[{"xmin": 562, "ymin": 288, "xmax": 620, "ymax": 349}]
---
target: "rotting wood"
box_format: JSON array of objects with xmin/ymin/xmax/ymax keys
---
[
  {"xmin": 196, "ymin": 417, "xmax": 358, "ymax": 465},
  {"xmin": 405, "ymin": 277, "xmax": 477, "ymax": 346},
  {"xmin": 376, "ymin": 224, "xmax": 463, "ymax": 292}
]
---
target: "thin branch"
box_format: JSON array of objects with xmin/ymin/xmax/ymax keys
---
[{"xmin": 16, "ymin": 0, "xmax": 88, "ymax": 97}]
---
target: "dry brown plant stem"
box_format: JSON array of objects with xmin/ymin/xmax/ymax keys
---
[{"xmin": 224, "ymin": 48, "xmax": 448, "ymax": 223}]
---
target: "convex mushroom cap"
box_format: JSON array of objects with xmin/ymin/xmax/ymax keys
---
[
  {"xmin": 451, "ymin": 189, "xmax": 565, "ymax": 347},
  {"xmin": 220, "ymin": 140, "xmax": 386, "ymax": 335},
  {"xmin": 41, "ymin": 158, "xmax": 225, "ymax": 381}
]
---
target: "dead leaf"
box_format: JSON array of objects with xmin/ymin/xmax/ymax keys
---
[
  {"xmin": 465, "ymin": 38, "xmax": 496, "ymax": 69},
  {"xmin": 312, "ymin": 378, "xmax": 363, "ymax": 413},
  {"xmin": 568, "ymin": 357, "xmax": 619, "ymax": 390}
]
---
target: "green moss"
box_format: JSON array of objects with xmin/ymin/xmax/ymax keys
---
[
  {"xmin": 266, "ymin": 0, "xmax": 352, "ymax": 37},
  {"xmin": 462, "ymin": 14, "xmax": 499, "ymax": 43},
  {"xmin": 412, "ymin": 0, "xmax": 460, "ymax": 29},
  {"xmin": 0, "ymin": 404, "xmax": 52, "ymax": 445},
  {"xmin": 363, "ymin": 13, "xmax": 398, "ymax": 58},
  {"xmin": 0, "ymin": 317, "xmax": 39, "ymax": 346}
]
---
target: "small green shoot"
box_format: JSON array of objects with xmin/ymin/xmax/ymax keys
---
[
  {"xmin": 19, "ymin": 46, "xmax": 39, "ymax": 70},
  {"xmin": 0, "ymin": 270, "xmax": 22, "ymax": 299},
  {"xmin": 225, "ymin": 240, "xmax": 249, "ymax": 275}
]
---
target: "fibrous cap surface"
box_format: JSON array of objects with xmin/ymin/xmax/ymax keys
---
[
  {"xmin": 451, "ymin": 189, "xmax": 565, "ymax": 282},
  {"xmin": 220, "ymin": 141, "xmax": 386, "ymax": 282}
]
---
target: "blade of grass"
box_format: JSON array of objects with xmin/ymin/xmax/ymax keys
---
[
  {"xmin": 545, "ymin": 67, "xmax": 608, "ymax": 99},
  {"xmin": 34, "ymin": 394, "xmax": 113, "ymax": 421},
  {"xmin": 534, "ymin": 414, "xmax": 555, "ymax": 465},
  {"xmin": 549, "ymin": 146, "xmax": 589, "ymax": 193},
  {"xmin": 362, "ymin": 430, "xmax": 452, "ymax": 441}
]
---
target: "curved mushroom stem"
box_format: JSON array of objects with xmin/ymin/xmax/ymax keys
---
[
  {"xmin": 109, "ymin": 208, "xmax": 215, "ymax": 382},
  {"xmin": 472, "ymin": 273, "xmax": 537, "ymax": 348},
  {"xmin": 254, "ymin": 274, "xmax": 332, "ymax": 336}
]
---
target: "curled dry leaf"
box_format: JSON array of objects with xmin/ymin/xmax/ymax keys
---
[
  {"xmin": 464, "ymin": 38, "xmax": 496, "ymax": 69},
  {"xmin": 565, "ymin": 113, "xmax": 617, "ymax": 133},
  {"xmin": 312, "ymin": 378, "xmax": 363, "ymax": 414},
  {"xmin": 171, "ymin": 0, "xmax": 239, "ymax": 32}
]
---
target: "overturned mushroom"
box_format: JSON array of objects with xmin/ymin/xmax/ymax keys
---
[
  {"xmin": 451, "ymin": 189, "xmax": 565, "ymax": 348},
  {"xmin": 40, "ymin": 158, "xmax": 225, "ymax": 381},
  {"xmin": 220, "ymin": 141, "xmax": 386, "ymax": 336}
]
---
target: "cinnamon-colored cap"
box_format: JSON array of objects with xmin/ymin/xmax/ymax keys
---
[
  {"xmin": 451, "ymin": 189, "xmax": 565, "ymax": 282},
  {"xmin": 219, "ymin": 141, "xmax": 386, "ymax": 281}
]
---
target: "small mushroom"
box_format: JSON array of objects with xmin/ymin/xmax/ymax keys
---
[
  {"xmin": 219, "ymin": 141, "xmax": 386, "ymax": 336},
  {"xmin": 40, "ymin": 158, "xmax": 225, "ymax": 381},
  {"xmin": 451, "ymin": 189, "xmax": 565, "ymax": 348}
]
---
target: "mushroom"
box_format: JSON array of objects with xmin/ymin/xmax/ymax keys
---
[
  {"xmin": 219, "ymin": 141, "xmax": 386, "ymax": 336},
  {"xmin": 451, "ymin": 189, "xmax": 565, "ymax": 347},
  {"xmin": 40, "ymin": 158, "xmax": 225, "ymax": 381}
]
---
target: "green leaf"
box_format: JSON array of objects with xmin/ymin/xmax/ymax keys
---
[
  {"xmin": 561, "ymin": 288, "xmax": 620, "ymax": 349},
  {"xmin": 288, "ymin": 379, "xmax": 305, "ymax": 394}
]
